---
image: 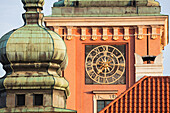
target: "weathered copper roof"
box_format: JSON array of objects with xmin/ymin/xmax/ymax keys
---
[
  {"xmin": 0, "ymin": 0, "xmax": 68, "ymax": 73},
  {"xmin": 0, "ymin": 0, "xmax": 69, "ymax": 96},
  {"xmin": 99, "ymin": 76, "xmax": 170, "ymax": 113},
  {"xmin": 0, "ymin": 25, "xmax": 66, "ymax": 64}
]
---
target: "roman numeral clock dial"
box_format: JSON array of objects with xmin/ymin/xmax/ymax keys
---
[{"xmin": 85, "ymin": 45, "xmax": 125, "ymax": 84}]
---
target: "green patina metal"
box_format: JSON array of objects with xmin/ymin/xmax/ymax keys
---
[
  {"xmin": 0, "ymin": 0, "xmax": 69, "ymax": 93},
  {"xmin": 63, "ymin": 0, "xmax": 159, "ymax": 7},
  {"xmin": 0, "ymin": 107, "xmax": 76, "ymax": 113},
  {"xmin": 3, "ymin": 25, "xmax": 66, "ymax": 63},
  {"xmin": 51, "ymin": 6, "xmax": 161, "ymax": 17},
  {"xmin": 0, "ymin": 0, "xmax": 74, "ymax": 112},
  {"xmin": 52, "ymin": 0, "xmax": 161, "ymax": 17},
  {"xmin": 64, "ymin": 0, "xmax": 148, "ymax": 7},
  {"xmin": 53, "ymin": 0, "xmax": 65, "ymax": 7},
  {"xmin": 22, "ymin": 0, "xmax": 45, "ymax": 9}
]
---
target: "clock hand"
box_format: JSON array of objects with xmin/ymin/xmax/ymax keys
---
[
  {"xmin": 108, "ymin": 65, "xmax": 113, "ymax": 69},
  {"xmin": 99, "ymin": 65, "xmax": 103, "ymax": 69},
  {"xmin": 108, "ymin": 60, "xmax": 112, "ymax": 63},
  {"xmin": 97, "ymin": 67, "xmax": 104, "ymax": 74},
  {"xmin": 104, "ymin": 68, "xmax": 107, "ymax": 77},
  {"xmin": 109, "ymin": 63, "xmax": 125, "ymax": 67},
  {"xmin": 99, "ymin": 57, "xmax": 104, "ymax": 62},
  {"xmin": 107, "ymin": 67, "xmax": 110, "ymax": 71}
]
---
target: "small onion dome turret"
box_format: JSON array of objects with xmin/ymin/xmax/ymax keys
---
[
  {"xmin": 0, "ymin": 24, "xmax": 68, "ymax": 76},
  {"xmin": 0, "ymin": 0, "xmax": 69, "ymax": 96}
]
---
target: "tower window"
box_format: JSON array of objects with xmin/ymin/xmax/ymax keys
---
[
  {"xmin": 16, "ymin": 94, "xmax": 25, "ymax": 106},
  {"xmin": 97, "ymin": 100, "xmax": 113, "ymax": 112},
  {"xmin": 34, "ymin": 94, "xmax": 43, "ymax": 106}
]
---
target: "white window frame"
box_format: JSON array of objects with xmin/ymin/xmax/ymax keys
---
[{"xmin": 93, "ymin": 90, "xmax": 118, "ymax": 113}]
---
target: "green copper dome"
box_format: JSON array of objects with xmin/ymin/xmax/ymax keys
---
[
  {"xmin": 0, "ymin": 25, "xmax": 67, "ymax": 73},
  {"xmin": 0, "ymin": 0, "xmax": 69, "ymax": 96}
]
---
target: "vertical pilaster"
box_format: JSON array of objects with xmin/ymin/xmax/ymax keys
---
[
  {"xmin": 67, "ymin": 26, "xmax": 73, "ymax": 40},
  {"xmin": 149, "ymin": 25, "xmax": 161, "ymax": 55},
  {"xmin": 135, "ymin": 26, "xmax": 147, "ymax": 56},
  {"xmin": 92, "ymin": 27, "xmax": 97, "ymax": 40},
  {"xmin": 151, "ymin": 25, "xmax": 157, "ymax": 39},
  {"xmin": 113, "ymin": 27, "xmax": 119, "ymax": 40},
  {"xmin": 81, "ymin": 27, "xmax": 86, "ymax": 41},
  {"xmin": 102, "ymin": 27, "xmax": 108, "ymax": 40},
  {"xmin": 124, "ymin": 27, "xmax": 130, "ymax": 40},
  {"xmin": 137, "ymin": 26, "xmax": 144, "ymax": 40}
]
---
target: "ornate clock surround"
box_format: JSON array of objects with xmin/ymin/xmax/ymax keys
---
[{"xmin": 85, "ymin": 44, "xmax": 127, "ymax": 85}]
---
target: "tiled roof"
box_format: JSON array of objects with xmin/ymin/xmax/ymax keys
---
[{"xmin": 99, "ymin": 76, "xmax": 170, "ymax": 113}]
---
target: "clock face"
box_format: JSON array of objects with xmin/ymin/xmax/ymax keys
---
[{"xmin": 85, "ymin": 45, "xmax": 125, "ymax": 84}]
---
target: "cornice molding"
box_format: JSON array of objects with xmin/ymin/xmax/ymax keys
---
[
  {"xmin": 44, "ymin": 16, "xmax": 167, "ymax": 27},
  {"xmin": 45, "ymin": 16, "xmax": 168, "ymax": 47}
]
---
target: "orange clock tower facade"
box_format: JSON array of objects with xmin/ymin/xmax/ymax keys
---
[{"xmin": 44, "ymin": 0, "xmax": 168, "ymax": 113}]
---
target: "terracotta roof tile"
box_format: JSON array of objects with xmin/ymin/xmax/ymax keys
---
[{"xmin": 99, "ymin": 76, "xmax": 170, "ymax": 113}]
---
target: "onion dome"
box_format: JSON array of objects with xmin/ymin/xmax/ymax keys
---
[{"xmin": 0, "ymin": 0, "xmax": 69, "ymax": 96}]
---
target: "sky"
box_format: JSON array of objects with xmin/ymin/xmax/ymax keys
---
[{"xmin": 0, "ymin": 0, "xmax": 169, "ymax": 77}]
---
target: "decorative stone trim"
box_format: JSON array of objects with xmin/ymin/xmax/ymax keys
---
[
  {"xmin": 67, "ymin": 27, "xmax": 73, "ymax": 40},
  {"xmin": 81, "ymin": 27, "xmax": 86, "ymax": 41},
  {"xmin": 92, "ymin": 27, "xmax": 97, "ymax": 41},
  {"xmin": 54, "ymin": 25, "xmax": 163, "ymax": 42},
  {"xmin": 137, "ymin": 26, "xmax": 144, "ymax": 39},
  {"xmin": 151, "ymin": 25, "xmax": 159, "ymax": 39},
  {"xmin": 113, "ymin": 27, "xmax": 119, "ymax": 40},
  {"xmin": 102, "ymin": 27, "xmax": 108, "ymax": 41},
  {"xmin": 124, "ymin": 27, "xmax": 130, "ymax": 40}
]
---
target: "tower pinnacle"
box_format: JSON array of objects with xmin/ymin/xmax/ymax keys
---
[{"xmin": 22, "ymin": 0, "xmax": 45, "ymax": 25}]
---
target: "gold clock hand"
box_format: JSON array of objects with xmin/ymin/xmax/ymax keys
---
[
  {"xmin": 107, "ymin": 67, "xmax": 110, "ymax": 71},
  {"xmin": 108, "ymin": 60, "xmax": 112, "ymax": 63},
  {"xmin": 109, "ymin": 63, "xmax": 125, "ymax": 67},
  {"xmin": 97, "ymin": 67, "xmax": 104, "ymax": 74},
  {"xmin": 104, "ymin": 68, "xmax": 107, "ymax": 77},
  {"xmin": 100, "ymin": 57, "xmax": 105, "ymax": 62}
]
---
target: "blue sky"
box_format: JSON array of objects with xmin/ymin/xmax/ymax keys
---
[{"xmin": 0, "ymin": 0, "xmax": 169, "ymax": 77}]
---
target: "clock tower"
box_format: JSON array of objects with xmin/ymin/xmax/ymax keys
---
[{"xmin": 44, "ymin": 0, "xmax": 168, "ymax": 113}]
